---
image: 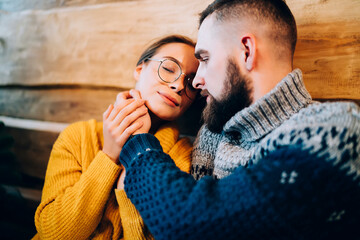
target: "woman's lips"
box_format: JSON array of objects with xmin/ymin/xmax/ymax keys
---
[{"xmin": 158, "ymin": 92, "xmax": 180, "ymax": 107}]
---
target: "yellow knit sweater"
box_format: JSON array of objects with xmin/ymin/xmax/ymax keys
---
[{"xmin": 33, "ymin": 119, "xmax": 192, "ymax": 240}]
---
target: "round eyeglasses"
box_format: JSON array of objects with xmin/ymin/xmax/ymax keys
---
[{"xmin": 147, "ymin": 58, "xmax": 196, "ymax": 89}]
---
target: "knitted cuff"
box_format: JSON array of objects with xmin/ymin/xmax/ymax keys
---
[{"xmin": 119, "ymin": 133, "xmax": 163, "ymax": 169}]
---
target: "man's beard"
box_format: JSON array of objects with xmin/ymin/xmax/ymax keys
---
[{"xmin": 202, "ymin": 58, "xmax": 253, "ymax": 134}]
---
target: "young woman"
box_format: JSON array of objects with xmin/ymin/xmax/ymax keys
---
[{"xmin": 33, "ymin": 35, "xmax": 199, "ymax": 240}]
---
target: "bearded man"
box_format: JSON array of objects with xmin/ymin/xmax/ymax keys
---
[{"xmin": 118, "ymin": 0, "xmax": 360, "ymax": 239}]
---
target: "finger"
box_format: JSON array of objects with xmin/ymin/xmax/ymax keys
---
[
  {"xmin": 108, "ymin": 99, "xmax": 146, "ymax": 129},
  {"xmin": 115, "ymin": 121, "xmax": 144, "ymax": 147},
  {"xmin": 129, "ymin": 89, "xmax": 142, "ymax": 100},
  {"xmin": 113, "ymin": 106, "xmax": 148, "ymax": 135},
  {"xmin": 108, "ymin": 99, "xmax": 136, "ymax": 121},
  {"xmin": 114, "ymin": 91, "xmax": 132, "ymax": 107},
  {"xmin": 103, "ymin": 104, "xmax": 113, "ymax": 120},
  {"xmin": 115, "ymin": 99, "xmax": 146, "ymax": 122},
  {"xmin": 116, "ymin": 91, "xmax": 132, "ymax": 100}
]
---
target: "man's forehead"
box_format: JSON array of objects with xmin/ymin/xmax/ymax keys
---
[
  {"xmin": 196, "ymin": 16, "xmax": 218, "ymax": 50},
  {"xmin": 196, "ymin": 16, "xmax": 234, "ymax": 53}
]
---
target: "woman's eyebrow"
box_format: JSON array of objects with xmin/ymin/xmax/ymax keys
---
[
  {"xmin": 162, "ymin": 56, "xmax": 197, "ymax": 75},
  {"xmin": 162, "ymin": 56, "xmax": 186, "ymax": 69},
  {"xmin": 162, "ymin": 56, "xmax": 180, "ymax": 64}
]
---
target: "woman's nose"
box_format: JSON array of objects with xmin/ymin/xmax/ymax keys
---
[{"xmin": 169, "ymin": 73, "xmax": 186, "ymax": 93}]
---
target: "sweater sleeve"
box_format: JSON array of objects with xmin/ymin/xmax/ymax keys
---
[
  {"xmin": 34, "ymin": 122, "xmax": 121, "ymax": 240},
  {"xmin": 115, "ymin": 130, "xmax": 192, "ymax": 240},
  {"xmin": 120, "ymin": 134, "xmax": 360, "ymax": 240}
]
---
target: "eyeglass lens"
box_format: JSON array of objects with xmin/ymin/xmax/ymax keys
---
[{"xmin": 159, "ymin": 59, "xmax": 182, "ymax": 83}]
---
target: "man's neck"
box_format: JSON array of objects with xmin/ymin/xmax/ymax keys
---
[{"xmin": 251, "ymin": 64, "xmax": 293, "ymax": 103}]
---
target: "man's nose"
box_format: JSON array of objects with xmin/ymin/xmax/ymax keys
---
[{"xmin": 192, "ymin": 71, "xmax": 204, "ymax": 90}]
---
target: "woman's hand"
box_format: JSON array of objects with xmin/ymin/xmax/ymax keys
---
[
  {"xmin": 124, "ymin": 90, "xmax": 151, "ymax": 135},
  {"xmin": 102, "ymin": 91, "xmax": 149, "ymax": 163}
]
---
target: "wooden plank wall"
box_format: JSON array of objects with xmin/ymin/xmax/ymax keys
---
[
  {"xmin": 0, "ymin": 0, "xmax": 359, "ymax": 184},
  {"xmin": 0, "ymin": 0, "xmax": 212, "ymax": 181}
]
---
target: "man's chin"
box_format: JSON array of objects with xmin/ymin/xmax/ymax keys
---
[
  {"xmin": 202, "ymin": 99, "xmax": 226, "ymax": 134},
  {"xmin": 201, "ymin": 58, "xmax": 253, "ymax": 134}
]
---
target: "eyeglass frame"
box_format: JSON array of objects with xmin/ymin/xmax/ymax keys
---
[{"xmin": 146, "ymin": 58, "xmax": 195, "ymax": 84}]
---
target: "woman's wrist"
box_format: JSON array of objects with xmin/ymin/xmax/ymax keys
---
[{"xmin": 102, "ymin": 149, "xmax": 120, "ymax": 164}]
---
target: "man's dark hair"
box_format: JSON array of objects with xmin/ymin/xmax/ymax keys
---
[{"xmin": 199, "ymin": 0, "xmax": 297, "ymax": 57}]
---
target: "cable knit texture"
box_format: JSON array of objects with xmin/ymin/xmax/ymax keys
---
[
  {"xmin": 33, "ymin": 120, "xmax": 192, "ymax": 240},
  {"xmin": 120, "ymin": 69, "xmax": 360, "ymax": 239}
]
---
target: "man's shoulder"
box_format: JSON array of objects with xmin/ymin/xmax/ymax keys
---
[
  {"xmin": 286, "ymin": 101, "xmax": 359, "ymax": 126},
  {"xmin": 253, "ymin": 101, "xmax": 360, "ymax": 164},
  {"xmin": 270, "ymin": 101, "xmax": 360, "ymax": 138}
]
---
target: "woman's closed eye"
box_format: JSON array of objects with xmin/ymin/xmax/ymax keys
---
[{"xmin": 162, "ymin": 66, "xmax": 175, "ymax": 73}]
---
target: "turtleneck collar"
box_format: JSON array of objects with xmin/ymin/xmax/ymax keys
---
[{"xmin": 223, "ymin": 69, "xmax": 312, "ymax": 142}]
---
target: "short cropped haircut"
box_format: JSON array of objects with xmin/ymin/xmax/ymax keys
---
[{"xmin": 199, "ymin": 0, "xmax": 297, "ymax": 56}]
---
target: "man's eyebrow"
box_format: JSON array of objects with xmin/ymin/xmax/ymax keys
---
[{"xmin": 194, "ymin": 49, "xmax": 207, "ymax": 59}]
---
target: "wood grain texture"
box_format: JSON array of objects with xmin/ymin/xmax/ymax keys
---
[
  {"xmin": 287, "ymin": 0, "xmax": 360, "ymax": 99},
  {"xmin": 0, "ymin": 87, "xmax": 120, "ymax": 122},
  {"xmin": 0, "ymin": 0, "xmax": 131, "ymax": 11},
  {"xmin": 0, "ymin": 0, "xmax": 59, "ymax": 11},
  {"xmin": 0, "ymin": 0, "xmax": 212, "ymax": 88}
]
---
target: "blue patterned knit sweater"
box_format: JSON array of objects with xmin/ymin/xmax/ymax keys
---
[
  {"xmin": 120, "ymin": 134, "xmax": 360, "ymax": 239},
  {"xmin": 120, "ymin": 69, "xmax": 360, "ymax": 239}
]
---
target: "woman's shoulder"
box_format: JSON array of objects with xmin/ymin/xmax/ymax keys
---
[
  {"xmin": 52, "ymin": 119, "xmax": 103, "ymax": 155},
  {"xmin": 58, "ymin": 119, "xmax": 102, "ymax": 142}
]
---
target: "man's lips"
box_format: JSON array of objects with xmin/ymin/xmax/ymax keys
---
[
  {"xmin": 158, "ymin": 92, "xmax": 180, "ymax": 107},
  {"xmin": 200, "ymin": 90, "xmax": 210, "ymax": 98},
  {"xmin": 200, "ymin": 90, "xmax": 211, "ymax": 103}
]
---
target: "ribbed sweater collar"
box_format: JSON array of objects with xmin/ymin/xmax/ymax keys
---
[{"xmin": 223, "ymin": 69, "xmax": 312, "ymax": 142}]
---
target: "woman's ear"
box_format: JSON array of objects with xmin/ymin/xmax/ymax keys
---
[
  {"xmin": 240, "ymin": 34, "xmax": 256, "ymax": 71},
  {"xmin": 133, "ymin": 64, "xmax": 143, "ymax": 81}
]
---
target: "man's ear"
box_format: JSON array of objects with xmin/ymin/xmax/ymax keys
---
[
  {"xmin": 240, "ymin": 34, "xmax": 256, "ymax": 71},
  {"xmin": 133, "ymin": 63, "xmax": 143, "ymax": 81}
]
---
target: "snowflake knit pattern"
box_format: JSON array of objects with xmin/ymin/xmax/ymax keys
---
[{"xmin": 120, "ymin": 132, "xmax": 360, "ymax": 239}]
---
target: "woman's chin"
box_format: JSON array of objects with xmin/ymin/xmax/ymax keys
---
[
  {"xmin": 157, "ymin": 114, "xmax": 177, "ymax": 122},
  {"xmin": 148, "ymin": 106, "xmax": 181, "ymax": 122}
]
